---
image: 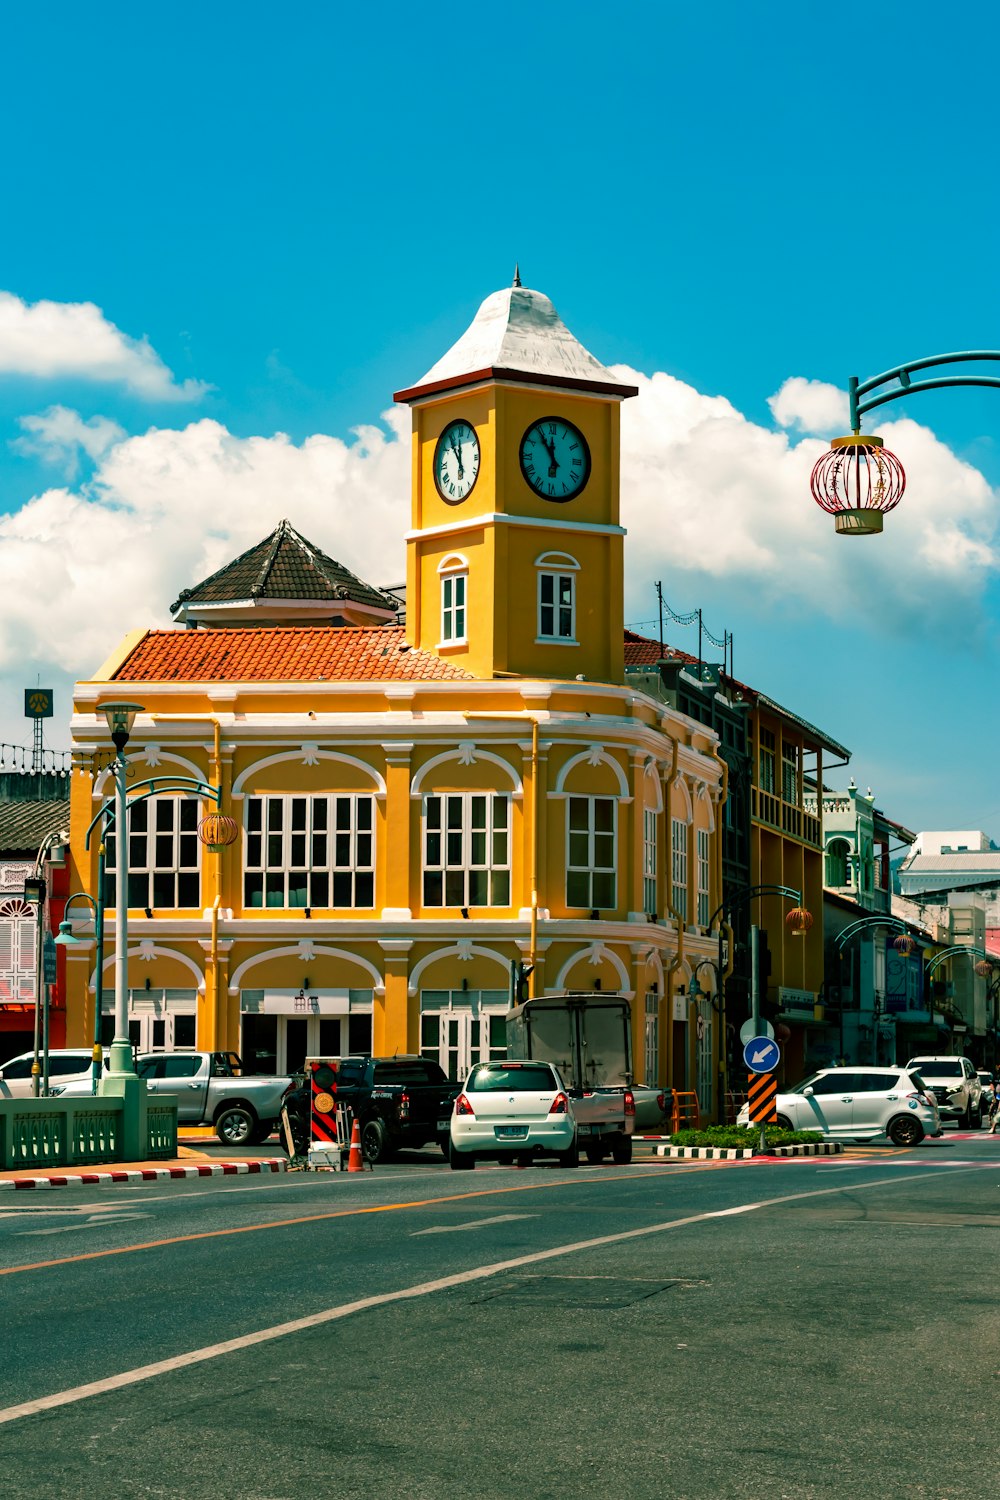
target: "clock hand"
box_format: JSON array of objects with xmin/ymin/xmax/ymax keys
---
[
  {"xmin": 451, "ymin": 437, "xmax": 464, "ymax": 479},
  {"xmin": 536, "ymin": 425, "xmax": 559, "ymax": 477}
]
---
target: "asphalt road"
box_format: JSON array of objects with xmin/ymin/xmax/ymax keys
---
[{"xmin": 1, "ymin": 1133, "xmax": 998, "ymax": 1500}]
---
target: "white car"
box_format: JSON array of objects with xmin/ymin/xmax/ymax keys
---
[
  {"xmin": 736, "ymin": 1065, "xmax": 941, "ymax": 1147},
  {"xmin": 0, "ymin": 1048, "xmax": 102, "ymax": 1098},
  {"xmin": 449, "ymin": 1060, "xmax": 579, "ymax": 1169}
]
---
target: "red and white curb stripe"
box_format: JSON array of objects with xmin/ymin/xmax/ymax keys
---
[
  {"xmin": 0, "ymin": 1159, "xmax": 288, "ymax": 1190},
  {"xmin": 655, "ymin": 1146, "xmax": 756, "ymax": 1160},
  {"xmin": 765, "ymin": 1142, "xmax": 843, "ymax": 1157}
]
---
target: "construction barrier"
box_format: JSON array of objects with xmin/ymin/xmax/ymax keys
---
[
  {"xmin": 308, "ymin": 1059, "xmax": 340, "ymax": 1146},
  {"xmin": 747, "ymin": 1072, "xmax": 778, "ymax": 1123},
  {"xmin": 670, "ymin": 1090, "xmax": 701, "ymax": 1132}
]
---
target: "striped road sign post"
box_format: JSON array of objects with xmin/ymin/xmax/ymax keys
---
[{"xmin": 747, "ymin": 1071, "xmax": 778, "ymax": 1124}]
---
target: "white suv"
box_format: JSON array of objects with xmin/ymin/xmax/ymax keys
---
[
  {"xmin": 737, "ymin": 1065, "xmax": 941, "ymax": 1146},
  {"xmin": 905, "ymin": 1056, "xmax": 983, "ymax": 1126}
]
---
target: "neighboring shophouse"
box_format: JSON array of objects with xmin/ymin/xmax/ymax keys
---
[
  {"xmin": 810, "ymin": 784, "xmax": 923, "ymax": 1066},
  {"xmin": 621, "ymin": 634, "xmax": 849, "ymax": 1086},
  {"xmin": 0, "ymin": 771, "xmax": 70, "ymax": 1063},
  {"xmin": 63, "ymin": 280, "xmax": 726, "ymax": 1112}
]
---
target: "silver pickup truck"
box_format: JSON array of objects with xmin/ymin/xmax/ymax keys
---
[{"xmin": 136, "ymin": 1051, "xmax": 291, "ymax": 1146}]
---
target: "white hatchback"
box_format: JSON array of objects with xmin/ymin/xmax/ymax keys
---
[
  {"xmin": 0, "ymin": 1048, "xmax": 101, "ymax": 1098},
  {"xmin": 449, "ymin": 1060, "xmax": 579, "ymax": 1169},
  {"xmin": 736, "ymin": 1065, "xmax": 941, "ymax": 1147}
]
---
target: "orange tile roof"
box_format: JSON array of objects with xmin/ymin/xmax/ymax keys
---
[{"xmin": 111, "ymin": 626, "xmax": 474, "ymax": 683}]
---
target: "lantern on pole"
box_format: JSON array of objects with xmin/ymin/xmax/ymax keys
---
[
  {"xmin": 810, "ymin": 435, "xmax": 905, "ymax": 536},
  {"xmin": 975, "ymin": 959, "xmax": 994, "ymax": 978},
  {"xmin": 893, "ymin": 933, "xmax": 915, "ymax": 957},
  {"xmin": 198, "ymin": 813, "xmax": 239, "ymax": 853},
  {"xmin": 785, "ymin": 906, "xmax": 813, "ymax": 938}
]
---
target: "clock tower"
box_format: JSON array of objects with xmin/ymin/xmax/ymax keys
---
[{"xmin": 394, "ymin": 277, "xmax": 638, "ymax": 683}]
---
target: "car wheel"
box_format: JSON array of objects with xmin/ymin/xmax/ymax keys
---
[
  {"xmin": 558, "ymin": 1137, "xmax": 579, "ymax": 1169},
  {"xmin": 448, "ymin": 1140, "xmax": 474, "ymax": 1170},
  {"xmin": 887, "ymin": 1115, "xmax": 924, "ymax": 1148},
  {"xmin": 776, "ymin": 1115, "xmax": 793, "ymax": 1131},
  {"xmin": 584, "ymin": 1144, "xmax": 605, "ymax": 1165},
  {"xmin": 361, "ymin": 1119, "xmax": 390, "ymax": 1164},
  {"xmin": 611, "ymin": 1136, "xmax": 633, "ymax": 1165},
  {"xmin": 439, "ymin": 1136, "xmax": 450, "ymax": 1158},
  {"xmin": 970, "ymin": 1102, "xmax": 982, "ymax": 1129},
  {"xmin": 249, "ymin": 1119, "xmax": 276, "ymax": 1145},
  {"xmin": 215, "ymin": 1106, "xmax": 255, "ymax": 1147}
]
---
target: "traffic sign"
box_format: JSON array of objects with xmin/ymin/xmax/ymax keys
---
[
  {"xmin": 739, "ymin": 1018, "xmax": 774, "ymax": 1046},
  {"xmin": 743, "ymin": 1036, "xmax": 781, "ymax": 1074},
  {"xmin": 748, "ymin": 1072, "xmax": 778, "ymax": 1124}
]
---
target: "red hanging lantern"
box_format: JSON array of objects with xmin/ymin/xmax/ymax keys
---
[
  {"xmin": 785, "ymin": 906, "xmax": 813, "ymax": 938},
  {"xmin": 975, "ymin": 959, "xmax": 993, "ymax": 977},
  {"xmin": 893, "ymin": 933, "xmax": 915, "ymax": 957},
  {"xmin": 810, "ymin": 434, "xmax": 905, "ymax": 536},
  {"xmin": 198, "ymin": 813, "xmax": 240, "ymax": 852}
]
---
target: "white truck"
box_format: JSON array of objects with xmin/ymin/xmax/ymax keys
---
[{"xmin": 505, "ymin": 993, "xmax": 636, "ymax": 1163}]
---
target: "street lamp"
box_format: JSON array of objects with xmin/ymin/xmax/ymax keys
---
[
  {"xmin": 54, "ymin": 890, "xmax": 104, "ymax": 1093},
  {"xmin": 835, "ymin": 916, "xmax": 917, "ymax": 1064},
  {"xmin": 101, "ymin": 701, "xmax": 144, "ymax": 1084},
  {"xmin": 810, "ymin": 351, "xmax": 1000, "ymax": 535}
]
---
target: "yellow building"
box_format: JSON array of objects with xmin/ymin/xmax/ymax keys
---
[{"xmin": 64, "ymin": 279, "xmax": 725, "ymax": 1112}]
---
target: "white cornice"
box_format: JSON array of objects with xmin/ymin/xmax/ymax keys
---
[{"xmin": 405, "ymin": 512, "xmax": 626, "ymax": 543}]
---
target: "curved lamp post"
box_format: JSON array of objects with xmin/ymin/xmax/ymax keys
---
[
  {"xmin": 975, "ymin": 960, "xmax": 1000, "ymax": 1071},
  {"xmin": 709, "ymin": 883, "xmax": 811, "ymax": 1112},
  {"xmin": 54, "ymin": 890, "xmax": 103, "ymax": 1093},
  {"xmin": 835, "ymin": 916, "xmax": 917, "ymax": 1062},
  {"xmin": 811, "ymin": 351, "xmax": 1000, "ymax": 535},
  {"xmin": 925, "ymin": 944, "xmax": 988, "ymax": 1045}
]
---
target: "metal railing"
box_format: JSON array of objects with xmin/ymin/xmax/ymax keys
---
[{"xmin": 0, "ymin": 1096, "xmax": 177, "ymax": 1169}]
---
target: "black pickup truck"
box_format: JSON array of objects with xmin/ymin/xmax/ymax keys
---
[{"xmin": 310, "ymin": 1055, "xmax": 460, "ymax": 1163}]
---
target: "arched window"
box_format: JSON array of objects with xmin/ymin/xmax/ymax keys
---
[
  {"xmin": 826, "ymin": 837, "xmax": 851, "ymax": 887},
  {"xmin": 438, "ymin": 554, "xmax": 468, "ymax": 646},
  {"xmin": 535, "ymin": 551, "xmax": 579, "ymax": 643}
]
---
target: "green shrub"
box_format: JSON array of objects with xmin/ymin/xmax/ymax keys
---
[{"xmin": 669, "ymin": 1125, "xmax": 824, "ymax": 1149}]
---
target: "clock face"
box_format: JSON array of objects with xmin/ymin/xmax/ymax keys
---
[
  {"xmin": 433, "ymin": 419, "xmax": 480, "ymax": 504},
  {"xmin": 519, "ymin": 417, "xmax": 591, "ymax": 501}
]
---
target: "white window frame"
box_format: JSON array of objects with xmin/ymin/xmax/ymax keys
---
[
  {"xmin": 671, "ymin": 818, "xmax": 688, "ymax": 924},
  {"xmin": 643, "ymin": 808, "xmax": 658, "ymax": 916},
  {"xmin": 535, "ymin": 551, "xmax": 579, "ymax": 645},
  {"xmin": 644, "ymin": 992, "xmax": 659, "ymax": 1086},
  {"xmin": 0, "ymin": 897, "xmax": 36, "ymax": 1005},
  {"xmin": 697, "ymin": 828, "xmax": 710, "ymax": 927},
  {"xmin": 566, "ymin": 795, "xmax": 617, "ymax": 910},
  {"xmin": 438, "ymin": 555, "xmax": 469, "ymax": 647},
  {"xmin": 422, "ymin": 793, "xmax": 511, "ymax": 909},
  {"xmin": 244, "ymin": 793, "xmax": 375, "ymax": 910},
  {"xmin": 105, "ymin": 794, "xmax": 201, "ymax": 910}
]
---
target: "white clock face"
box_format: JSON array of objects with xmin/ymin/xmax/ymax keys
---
[
  {"xmin": 519, "ymin": 417, "xmax": 591, "ymax": 501},
  {"xmin": 434, "ymin": 419, "xmax": 480, "ymax": 504}
]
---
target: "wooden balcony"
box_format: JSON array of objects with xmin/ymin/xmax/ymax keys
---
[{"xmin": 751, "ymin": 787, "xmax": 822, "ymax": 848}]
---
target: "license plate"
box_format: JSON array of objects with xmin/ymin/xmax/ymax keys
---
[
  {"xmin": 437, "ymin": 1119, "xmax": 450, "ymax": 1132},
  {"xmin": 577, "ymin": 1124, "xmax": 592, "ymax": 1137},
  {"xmin": 495, "ymin": 1125, "xmax": 528, "ymax": 1139}
]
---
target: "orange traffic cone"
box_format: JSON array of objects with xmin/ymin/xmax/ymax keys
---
[{"xmin": 347, "ymin": 1118, "xmax": 365, "ymax": 1172}]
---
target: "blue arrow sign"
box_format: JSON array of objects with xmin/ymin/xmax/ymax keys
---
[{"xmin": 743, "ymin": 1036, "xmax": 780, "ymax": 1074}]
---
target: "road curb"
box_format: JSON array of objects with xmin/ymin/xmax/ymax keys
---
[
  {"xmin": 655, "ymin": 1146, "xmax": 756, "ymax": 1160},
  {"xmin": 654, "ymin": 1142, "xmax": 843, "ymax": 1160},
  {"xmin": 0, "ymin": 1159, "xmax": 289, "ymax": 1190}
]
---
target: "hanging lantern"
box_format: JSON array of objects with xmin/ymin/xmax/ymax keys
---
[
  {"xmin": 893, "ymin": 933, "xmax": 915, "ymax": 957},
  {"xmin": 198, "ymin": 812, "xmax": 240, "ymax": 852},
  {"xmin": 810, "ymin": 434, "xmax": 905, "ymax": 536},
  {"xmin": 785, "ymin": 906, "xmax": 813, "ymax": 938},
  {"xmin": 975, "ymin": 959, "xmax": 993, "ymax": 977}
]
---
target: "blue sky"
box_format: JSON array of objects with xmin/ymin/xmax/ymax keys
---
[{"xmin": 1, "ymin": 0, "xmax": 999, "ymax": 834}]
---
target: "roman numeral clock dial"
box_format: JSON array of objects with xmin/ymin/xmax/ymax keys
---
[
  {"xmin": 433, "ymin": 419, "xmax": 480, "ymax": 504},
  {"xmin": 519, "ymin": 417, "xmax": 591, "ymax": 501}
]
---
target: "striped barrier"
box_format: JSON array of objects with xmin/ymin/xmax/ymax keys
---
[{"xmin": 0, "ymin": 1160, "xmax": 288, "ymax": 1190}]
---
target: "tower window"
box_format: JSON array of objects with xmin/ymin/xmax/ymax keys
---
[
  {"xmin": 566, "ymin": 796, "xmax": 617, "ymax": 909},
  {"xmin": 538, "ymin": 571, "xmax": 575, "ymax": 641},
  {"xmin": 441, "ymin": 570, "xmax": 467, "ymax": 644},
  {"xmin": 422, "ymin": 794, "xmax": 511, "ymax": 908}
]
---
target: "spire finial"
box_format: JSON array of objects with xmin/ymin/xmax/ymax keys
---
[{"xmin": 512, "ymin": 262, "xmax": 522, "ymax": 288}]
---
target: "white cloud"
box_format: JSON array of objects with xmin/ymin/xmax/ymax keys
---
[
  {"xmin": 768, "ymin": 376, "xmax": 850, "ymax": 434},
  {"xmin": 0, "ymin": 368, "xmax": 996, "ymax": 751},
  {"xmin": 0, "ymin": 292, "xmax": 208, "ymax": 401},
  {"xmin": 11, "ymin": 406, "xmax": 126, "ymax": 477}
]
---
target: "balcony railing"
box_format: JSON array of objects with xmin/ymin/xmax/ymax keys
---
[{"xmin": 751, "ymin": 787, "xmax": 821, "ymax": 847}]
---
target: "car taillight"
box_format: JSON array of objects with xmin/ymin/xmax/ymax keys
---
[
  {"xmin": 624, "ymin": 1089, "xmax": 635, "ymax": 1117},
  {"xmin": 656, "ymin": 1093, "xmax": 666, "ymax": 1112},
  {"xmin": 455, "ymin": 1093, "xmax": 475, "ymax": 1117},
  {"xmin": 549, "ymin": 1092, "xmax": 569, "ymax": 1114},
  {"xmin": 398, "ymin": 1090, "xmax": 410, "ymax": 1120}
]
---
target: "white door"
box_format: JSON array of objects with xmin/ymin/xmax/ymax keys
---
[
  {"xmin": 127, "ymin": 1010, "xmax": 197, "ymax": 1053},
  {"xmin": 422, "ymin": 1005, "xmax": 507, "ymax": 1082}
]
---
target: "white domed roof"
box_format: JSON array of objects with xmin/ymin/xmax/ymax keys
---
[{"xmin": 395, "ymin": 283, "xmax": 637, "ymax": 403}]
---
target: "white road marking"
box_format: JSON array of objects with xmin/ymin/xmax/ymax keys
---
[
  {"xmin": 16, "ymin": 1213, "xmax": 152, "ymax": 1237},
  {"xmin": 0, "ymin": 1166, "xmax": 957, "ymax": 1428},
  {"xmin": 412, "ymin": 1213, "xmax": 536, "ymax": 1236}
]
